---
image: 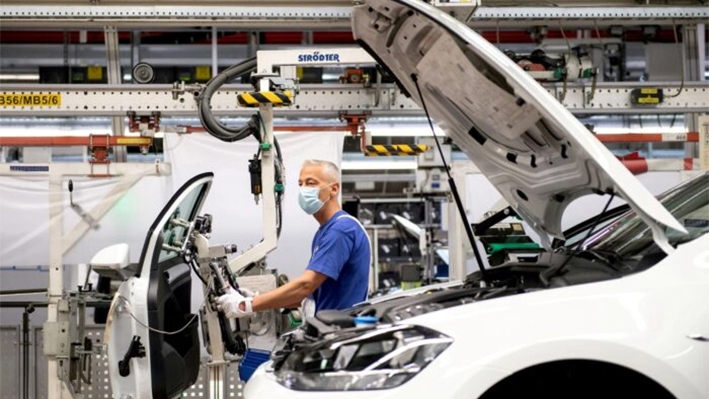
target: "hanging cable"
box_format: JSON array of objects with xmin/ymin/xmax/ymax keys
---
[
  {"xmin": 540, "ymin": 192, "xmax": 616, "ymax": 286},
  {"xmin": 557, "ymin": 21, "xmax": 573, "ymax": 102},
  {"xmin": 666, "ymin": 19, "xmax": 685, "ymax": 98},
  {"xmin": 198, "ymin": 58, "xmax": 286, "ymax": 238},
  {"xmin": 256, "ymin": 111, "xmax": 285, "ymax": 238},
  {"xmin": 410, "ymin": 73, "xmax": 488, "ymax": 283},
  {"xmin": 121, "ymin": 278, "xmax": 213, "ymax": 336}
]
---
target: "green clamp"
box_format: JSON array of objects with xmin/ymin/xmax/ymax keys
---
[
  {"xmin": 260, "ymin": 142, "xmax": 272, "ymax": 150},
  {"xmin": 275, "ymin": 183, "xmax": 284, "ymax": 192},
  {"xmin": 553, "ymin": 68, "xmax": 565, "ymax": 80}
]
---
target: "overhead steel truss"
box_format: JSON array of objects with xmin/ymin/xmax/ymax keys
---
[
  {"xmin": 0, "ymin": 82, "xmax": 707, "ymax": 117},
  {"xmin": 0, "ymin": 5, "xmax": 352, "ymax": 29},
  {"xmin": 0, "ymin": 5, "xmax": 707, "ymax": 29},
  {"xmin": 467, "ymin": 6, "xmax": 709, "ymax": 28}
]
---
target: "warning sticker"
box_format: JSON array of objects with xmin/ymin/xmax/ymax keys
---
[{"xmin": 0, "ymin": 93, "xmax": 62, "ymax": 107}]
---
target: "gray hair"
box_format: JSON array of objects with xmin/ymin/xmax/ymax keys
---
[{"xmin": 303, "ymin": 159, "xmax": 340, "ymax": 183}]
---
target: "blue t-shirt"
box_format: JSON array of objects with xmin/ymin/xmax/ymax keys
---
[{"xmin": 306, "ymin": 210, "xmax": 370, "ymax": 312}]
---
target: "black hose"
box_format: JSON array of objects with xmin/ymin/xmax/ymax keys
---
[
  {"xmin": 198, "ymin": 57, "xmax": 260, "ymax": 143},
  {"xmin": 198, "ymin": 58, "xmax": 286, "ymax": 238}
]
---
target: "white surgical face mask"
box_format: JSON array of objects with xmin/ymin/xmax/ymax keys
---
[{"xmin": 298, "ymin": 184, "xmax": 332, "ymax": 215}]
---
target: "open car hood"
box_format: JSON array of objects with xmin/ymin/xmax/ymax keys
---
[{"xmin": 352, "ymin": 0, "xmax": 685, "ymax": 246}]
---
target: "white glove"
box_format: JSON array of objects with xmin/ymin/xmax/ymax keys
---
[
  {"xmin": 216, "ymin": 288, "xmax": 254, "ymax": 319},
  {"xmin": 239, "ymin": 287, "xmax": 259, "ymax": 298}
]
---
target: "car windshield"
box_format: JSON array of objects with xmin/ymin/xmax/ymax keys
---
[{"xmin": 582, "ymin": 173, "xmax": 709, "ymax": 263}]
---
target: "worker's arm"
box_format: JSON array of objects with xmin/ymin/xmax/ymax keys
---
[
  {"xmin": 283, "ymin": 300, "xmax": 304, "ymax": 309},
  {"xmin": 249, "ymin": 270, "xmax": 327, "ymax": 312}
]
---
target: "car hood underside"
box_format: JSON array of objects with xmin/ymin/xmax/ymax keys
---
[{"xmin": 352, "ymin": 0, "xmax": 685, "ymax": 247}]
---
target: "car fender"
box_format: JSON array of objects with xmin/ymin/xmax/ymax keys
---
[{"xmin": 407, "ymin": 236, "xmax": 709, "ymax": 399}]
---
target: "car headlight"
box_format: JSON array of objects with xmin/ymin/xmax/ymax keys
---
[{"xmin": 275, "ymin": 325, "xmax": 452, "ymax": 391}]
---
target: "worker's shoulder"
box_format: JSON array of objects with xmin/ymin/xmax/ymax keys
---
[{"xmin": 330, "ymin": 213, "xmax": 366, "ymax": 235}]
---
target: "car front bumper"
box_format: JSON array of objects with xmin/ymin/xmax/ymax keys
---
[{"xmin": 243, "ymin": 359, "xmax": 509, "ymax": 399}]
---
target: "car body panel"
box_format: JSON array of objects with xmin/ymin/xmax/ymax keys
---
[
  {"xmin": 245, "ymin": 234, "xmax": 709, "ymax": 399},
  {"xmin": 107, "ymin": 173, "xmax": 213, "ymax": 399},
  {"xmin": 351, "ymin": 0, "xmax": 684, "ymax": 245},
  {"xmin": 365, "ymin": 280, "xmax": 463, "ymax": 304},
  {"xmin": 243, "ymin": 1, "xmax": 706, "ymax": 398}
]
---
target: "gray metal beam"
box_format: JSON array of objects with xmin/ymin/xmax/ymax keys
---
[
  {"xmin": 104, "ymin": 27, "xmax": 127, "ymax": 161},
  {"xmin": 0, "ymin": 82, "xmax": 707, "ymax": 117},
  {"xmin": 0, "ymin": 5, "xmax": 352, "ymax": 29},
  {"xmin": 342, "ymin": 173, "xmax": 416, "ymax": 183},
  {"xmin": 1, "ymin": 5, "xmax": 707, "ymax": 29},
  {"xmin": 468, "ymin": 6, "xmax": 709, "ymax": 27}
]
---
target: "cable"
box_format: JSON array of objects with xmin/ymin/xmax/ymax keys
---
[
  {"xmin": 557, "ymin": 21, "xmax": 573, "ymax": 56},
  {"xmin": 190, "ymin": 258, "xmax": 211, "ymax": 289},
  {"xmin": 255, "ymin": 110, "xmax": 286, "ymax": 237},
  {"xmin": 410, "ymin": 73, "xmax": 489, "ymax": 283},
  {"xmin": 557, "ymin": 21, "xmax": 573, "ymax": 102},
  {"xmin": 593, "ymin": 19, "xmax": 607, "ymax": 78},
  {"xmin": 593, "ymin": 19, "xmax": 605, "ymax": 54},
  {"xmin": 121, "ymin": 278, "xmax": 212, "ymax": 336},
  {"xmin": 666, "ymin": 19, "xmax": 685, "ymax": 98},
  {"xmin": 198, "ymin": 57, "xmax": 260, "ymax": 142},
  {"xmin": 198, "ymin": 59, "xmax": 286, "ymax": 237},
  {"xmin": 540, "ymin": 193, "xmax": 616, "ymax": 286}
]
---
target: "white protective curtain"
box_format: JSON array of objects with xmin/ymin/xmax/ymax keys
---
[
  {"xmin": 0, "ymin": 130, "xmax": 343, "ymax": 278},
  {"xmin": 164, "ymin": 130, "xmax": 344, "ymax": 279}
]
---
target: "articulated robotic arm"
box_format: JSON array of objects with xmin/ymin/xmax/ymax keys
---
[{"xmin": 103, "ymin": 47, "xmax": 377, "ymax": 399}]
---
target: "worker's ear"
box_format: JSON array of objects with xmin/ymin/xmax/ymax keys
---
[{"xmin": 330, "ymin": 182, "xmax": 340, "ymax": 197}]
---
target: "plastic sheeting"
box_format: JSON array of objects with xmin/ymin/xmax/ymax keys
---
[
  {"xmin": 0, "ymin": 173, "xmax": 173, "ymax": 267},
  {"xmin": 164, "ymin": 130, "xmax": 344, "ymax": 279},
  {"xmin": 0, "ymin": 130, "xmax": 343, "ymax": 281}
]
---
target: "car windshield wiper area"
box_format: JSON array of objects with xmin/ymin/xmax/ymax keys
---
[
  {"xmin": 538, "ymin": 250, "xmax": 623, "ymax": 288},
  {"xmin": 541, "ymin": 192, "xmax": 617, "ymax": 286},
  {"xmin": 582, "ymin": 248, "xmax": 635, "ymax": 271}
]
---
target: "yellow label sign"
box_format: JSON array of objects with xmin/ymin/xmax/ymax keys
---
[
  {"xmin": 640, "ymin": 88, "xmax": 659, "ymax": 94},
  {"xmin": 87, "ymin": 66, "xmax": 103, "ymax": 81},
  {"xmin": 195, "ymin": 66, "xmax": 211, "ymax": 81},
  {"xmin": 0, "ymin": 93, "xmax": 62, "ymax": 107},
  {"xmin": 638, "ymin": 97, "xmax": 660, "ymax": 104}
]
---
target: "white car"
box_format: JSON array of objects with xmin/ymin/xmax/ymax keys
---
[{"xmin": 243, "ymin": 0, "xmax": 709, "ymax": 398}]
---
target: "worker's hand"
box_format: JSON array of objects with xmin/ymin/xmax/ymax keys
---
[{"xmin": 216, "ymin": 288, "xmax": 254, "ymax": 318}]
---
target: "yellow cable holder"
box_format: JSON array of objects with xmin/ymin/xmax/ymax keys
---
[
  {"xmin": 364, "ymin": 144, "xmax": 429, "ymax": 156},
  {"xmin": 237, "ymin": 90, "xmax": 293, "ymax": 107}
]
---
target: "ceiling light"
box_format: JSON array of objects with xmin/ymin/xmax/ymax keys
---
[
  {"xmin": 593, "ymin": 126, "xmax": 687, "ymax": 134},
  {"xmin": 0, "ymin": 74, "xmax": 40, "ymax": 81},
  {"xmin": 341, "ymin": 159, "xmax": 417, "ymax": 170},
  {"xmin": 367, "ymin": 124, "xmax": 446, "ymax": 137}
]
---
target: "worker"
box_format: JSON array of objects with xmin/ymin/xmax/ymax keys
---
[{"xmin": 217, "ymin": 159, "xmax": 371, "ymax": 319}]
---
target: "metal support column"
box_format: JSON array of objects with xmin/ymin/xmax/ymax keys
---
[
  {"xmin": 212, "ymin": 26, "xmax": 219, "ymax": 78},
  {"xmin": 130, "ymin": 30, "xmax": 141, "ymax": 71},
  {"xmin": 46, "ymin": 173, "xmax": 72, "ymax": 399},
  {"xmin": 104, "ymin": 26, "xmax": 127, "ymax": 162},
  {"xmin": 422, "ymin": 199, "xmax": 435, "ymax": 284},
  {"xmin": 372, "ymin": 228, "xmax": 379, "ymax": 291},
  {"xmin": 682, "ymin": 24, "xmax": 705, "ymax": 158},
  {"xmin": 228, "ymin": 78, "xmax": 278, "ymax": 273},
  {"xmin": 247, "ymin": 31, "xmax": 258, "ymax": 59}
]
